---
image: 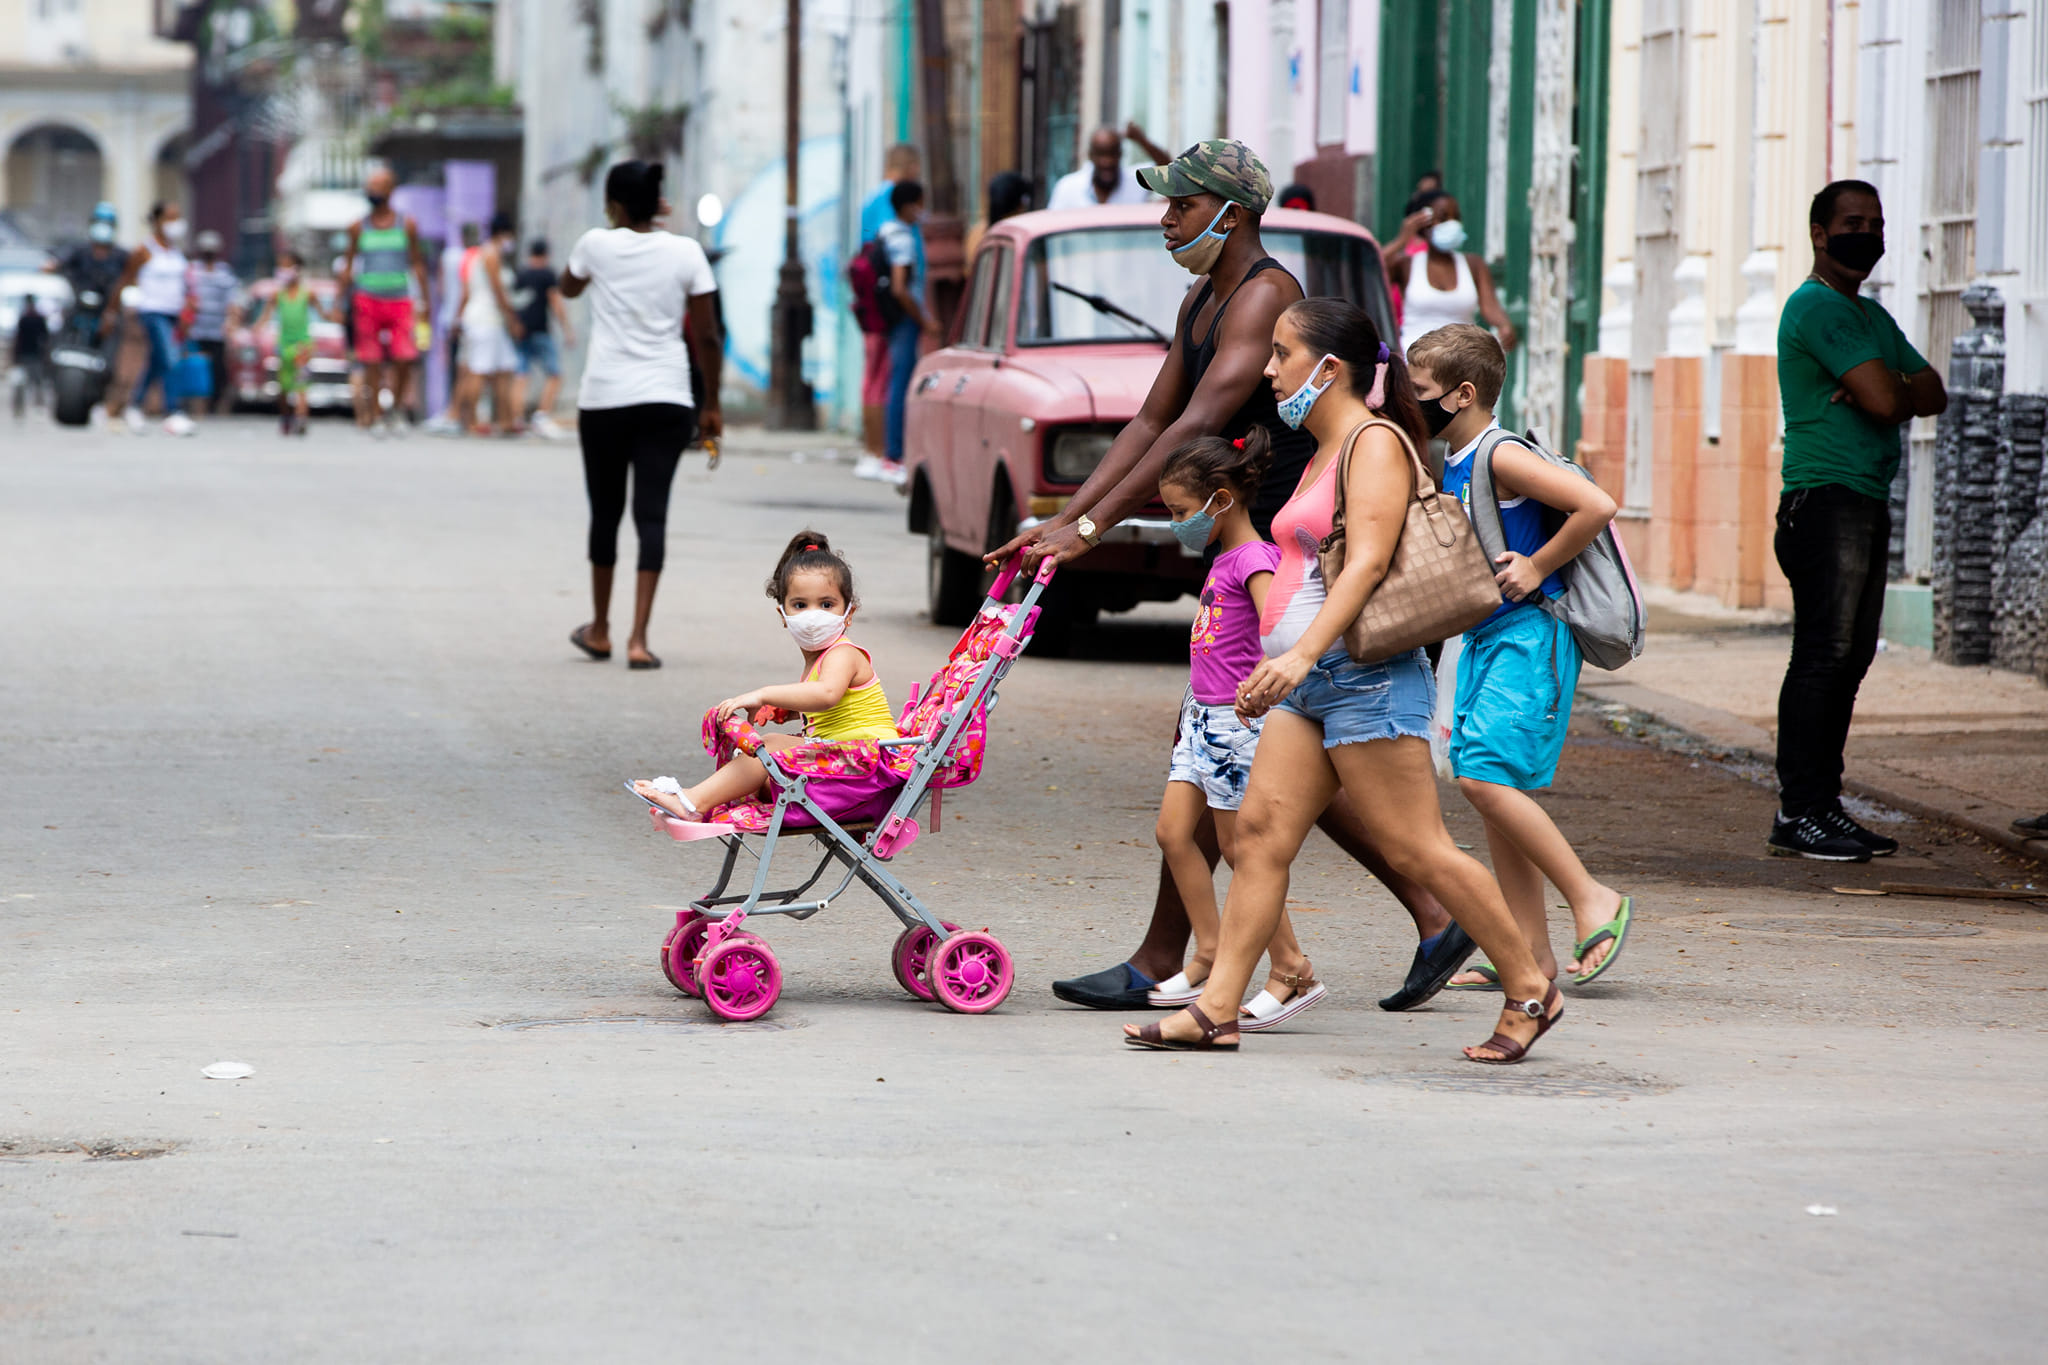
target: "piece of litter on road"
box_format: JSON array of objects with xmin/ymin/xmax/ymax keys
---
[
  {"xmin": 1830, "ymin": 886, "xmax": 1886, "ymax": 895},
  {"xmin": 373, "ymin": 1138, "xmax": 393, "ymax": 1144},
  {"xmin": 1805, "ymin": 1204, "xmax": 1838, "ymax": 1216},
  {"xmin": 201, "ymin": 1062, "xmax": 254, "ymax": 1081},
  {"xmin": 182, "ymin": 1230, "xmax": 238, "ymax": 1238}
]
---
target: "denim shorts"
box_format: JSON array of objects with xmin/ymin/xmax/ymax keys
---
[
  {"xmin": 1167, "ymin": 692, "xmax": 1264, "ymax": 810},
  {"xmin": 517, "ymin": 330, "xmax": 561, "ymax": 377},
  {"xmin": 1273, "ymin": 646, "xmax": 1435, "ymax": 749}
]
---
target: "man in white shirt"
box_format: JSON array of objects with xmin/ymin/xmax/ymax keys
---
[{"xmin": 1045, "ymin": 123, "xmax": 1170, "ymax": 210}]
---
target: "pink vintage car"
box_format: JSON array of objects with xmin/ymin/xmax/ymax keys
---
[{"xmin": 905, "ymin": 203, "xmax": 1394, "ymax": 649}]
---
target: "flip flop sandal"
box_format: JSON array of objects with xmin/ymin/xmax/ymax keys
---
[
  {"xmin": 570, "ymin": 625, "xmax": 611, "ymax": 660},
  {"xmin": 628, "ymin": 651, "xmax": 663, "ymax": 670},
  {"xmin": 1463, "ymin": 985, "xmax": 1563, "ymax": 1065},
  {"xmin": 1238, "ymin": 961, "xmax": 1326, "ymax": 1032},
  {"xmin": 1146, "ymin": 969, "xmax": 1209, "ymax": 1007},
  {"xmin": 1446, "ymin": 961, "xmax": 1501, "ymax": 990},
  {"xmin": 1570, "ymin": 896, "xmax": 1634, "ymax": 986},
  {"xmin": 1124, "ymin": 1001, "xmax": 1239, "ymax": 1051}
]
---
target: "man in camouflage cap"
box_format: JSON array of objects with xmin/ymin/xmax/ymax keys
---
[
  {"xmin": 1135, "ymin": 138, "xmax": 1275, "ymax": 214},
  {"xmin": 989, "ymin": 136, "xmax": 1467, "ymax": 1013}
]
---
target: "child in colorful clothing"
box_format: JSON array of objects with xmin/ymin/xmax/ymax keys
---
[
  {"xmin": 635, "ymin": 532, "xmax": 897, "ymax": 820},
  {"xmin": 1144, "ymin": 430, "xmax": 1326, "ymax": 1030},
  {"xmin": 1405, "ymin": 324, "xmax": 1633, "ymax": 988}
]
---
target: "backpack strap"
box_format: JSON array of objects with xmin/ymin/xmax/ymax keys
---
[{"xmin": 1466, "ymin": 427, "xmax": 1524, "ymax": 569}]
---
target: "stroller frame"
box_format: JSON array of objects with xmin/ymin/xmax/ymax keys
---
[{"xmin": 643, "ymin": 557, "xmax": 1059, "ymax": 1018}]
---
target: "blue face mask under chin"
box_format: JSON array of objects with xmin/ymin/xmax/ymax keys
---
[
  {"xmin": 1275, "ymin": 354, "xmax": 1339, "ymax": 430},
  {"xmin": 1169, "ymin": 491, "xmax": 1229, "ymax": 552}
]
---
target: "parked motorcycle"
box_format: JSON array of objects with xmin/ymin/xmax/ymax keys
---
[{"xmin": 50, "ymin": 288, "xmax": 111, "ymax": 427}]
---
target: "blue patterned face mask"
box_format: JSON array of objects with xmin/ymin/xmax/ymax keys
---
[
  {"xmin": 1169, "ymin": 491, "xmax": 1229, "ymax": 552},
  {"xmin": 1275, "ymin": 353, "xmax": 1338, "ymax": 430}
]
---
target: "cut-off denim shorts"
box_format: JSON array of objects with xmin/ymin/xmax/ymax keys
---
[{"xmin": 1273, "ymin": 645, "xmax": 1436, "ymax": 749}]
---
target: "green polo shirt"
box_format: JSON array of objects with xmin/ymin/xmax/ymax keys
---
[{"xmin": 1777, "ymin": 278, "xmax": 1929, "ymax": 501}]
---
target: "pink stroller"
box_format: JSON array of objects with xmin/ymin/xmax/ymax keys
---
[{"xmin": 630, "ymin": 559, "xmax": 1059, "ymax": 1021}]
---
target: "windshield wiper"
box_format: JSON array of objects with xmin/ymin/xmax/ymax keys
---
[{"xmin": 1050, "ymin": 282, "xmax": 1169, "ymax": 345}]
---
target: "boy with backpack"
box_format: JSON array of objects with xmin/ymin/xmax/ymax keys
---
[{"xmin": 1407, "ymin": 324, "xmax": 1637, "ymax": 988}]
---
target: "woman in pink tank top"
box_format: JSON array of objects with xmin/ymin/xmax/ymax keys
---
[{"xmin": 1124, "ymin": 299, "xmax": 1564, "ymax": 1064}]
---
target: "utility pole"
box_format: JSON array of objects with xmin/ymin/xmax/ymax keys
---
[{"xmin": 767, "ymin": 0, "xmax": 817, "ymax": 430}]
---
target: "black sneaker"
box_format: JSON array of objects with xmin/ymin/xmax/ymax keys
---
[
  {"xmin": 1767, "ymin": 812, "xmax": 1872, "ymax": 862},
  {"xmin": 2012, "ymin": 812, "xmax": 2048, "ymax": 839},
  {"xmin": 1815, "ymin": 803, "xmax": 1899, "ymax": 857}
]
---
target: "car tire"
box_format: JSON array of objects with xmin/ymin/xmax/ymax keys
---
[
  {"xmin": 927, "ymin": 515, "xmax": 983, "ymax": 627},
  {"xmin": 52, "ymin": 365, "xmax": 95, "ymax": 427}
]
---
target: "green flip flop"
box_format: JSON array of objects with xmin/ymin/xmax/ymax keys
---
[
  {"xmin": 1571, "ymin": 896, "xmax": 1634, "ymax": 986},
  {"xmin": 1445, "ymin": 961, "xmax": 1500, "ymax": 991}
]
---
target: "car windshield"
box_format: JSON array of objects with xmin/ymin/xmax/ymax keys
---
[{"xmin": 1015, "ymin": 225, "xmax": 1393, "ymax": 349}]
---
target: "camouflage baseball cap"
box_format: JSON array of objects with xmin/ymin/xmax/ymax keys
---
[{"xmin": 1137, "ymin": 139, "xmax": 1274, "ymax": 213}]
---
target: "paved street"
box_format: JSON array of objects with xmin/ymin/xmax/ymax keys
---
[{"xmin": 5, "ymin": 418, "xmax": 2046, "ymax": 1363}]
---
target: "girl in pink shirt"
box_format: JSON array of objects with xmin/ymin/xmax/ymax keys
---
[{"xmin": 1144, "ymin": 430, "xmax": 1327, "ymax": 1031}]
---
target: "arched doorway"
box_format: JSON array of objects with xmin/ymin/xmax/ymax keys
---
[
  {"xmin": 4, "ymin": 123, "xmax": 104, "ymax": 244},
  {"xmin": 155, "ymin": 131, "xmax": 191, "ymax": 216}
]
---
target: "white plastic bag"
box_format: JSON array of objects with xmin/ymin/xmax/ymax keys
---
[{"xmin": 1430, "ymin": 633, "xmax": 1463, "ymax": 781}]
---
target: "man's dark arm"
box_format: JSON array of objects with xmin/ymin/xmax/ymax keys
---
[
  {"xmin": 1905, "ymin": 366, "xmax": 1947, "ymax": 418},
  {"xmin": 1832, "ymin": 358, "xmax": 1919, "ymax": 425}
]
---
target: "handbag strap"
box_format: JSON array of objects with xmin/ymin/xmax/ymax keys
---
[{"xmin": 1324, "ymin": 416, "xmax": 1440, "ymax": 547}]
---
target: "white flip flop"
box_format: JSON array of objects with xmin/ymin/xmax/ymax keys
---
[
  {"xmin": 1237, "ymin": 981, "xmax": 1328, "ymax": 1032},
  {"xmin": 1146, "ymin": 970, "xmax": 1207, "ymax": 1007}
]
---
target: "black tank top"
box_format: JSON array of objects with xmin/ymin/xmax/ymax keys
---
[{"xmin": 1181, "ymin": 256, "xmax": 1317, "ymax": 539}]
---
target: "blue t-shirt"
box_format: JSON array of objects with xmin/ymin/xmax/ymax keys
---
[{"xmin": 1441, "ymin": 422, "xmax": 1567, "ymax": 627}]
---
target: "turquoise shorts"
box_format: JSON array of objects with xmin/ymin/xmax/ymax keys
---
[{"xmin": 1450, "ymin": 604, "xmax": 1582, "ymax": 790}]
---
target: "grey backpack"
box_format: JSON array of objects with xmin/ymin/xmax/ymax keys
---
[{"xmin": 1466, "ymin": 428, "xmax": 1647, "ymax": 671}]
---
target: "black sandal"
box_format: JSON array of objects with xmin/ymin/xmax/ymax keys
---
[
  {"xmin": 570, "ymin": 625, "xmax": 611, "ymax": 660},
  {"xmin": 628, "ymin": 651, "xmax": 663, "ymax": 671},
  {"xmin": 1463, "ymin": 985, "xmax": 1562, "ymax": 1065},
  {"xmin": 1123, "ymin": 1001, "xmax": 1240, "ymax": 1052}
]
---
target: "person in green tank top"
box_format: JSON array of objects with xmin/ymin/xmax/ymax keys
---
[
  {"xmin": 340, "ymin": 166, "xmax": 430, "ymax": 434},
  {"xmin": 258, "ymin": 250, "xmax": 332, "ymax": 435}
]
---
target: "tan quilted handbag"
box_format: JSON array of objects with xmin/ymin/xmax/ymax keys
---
[{"xmin": 1315, "ymin": 417, "xmax": 1502, "ymax": 661}]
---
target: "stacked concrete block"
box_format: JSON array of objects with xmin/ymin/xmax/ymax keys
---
[
  {"xmin": 1931, "ymin": 284, "xmax": 2004, "ymax": 665},
  {"xmin": 1887, "ymin": 437, "xmax": 1909, "ymax": 584},
  {"xmin": 1990, "ymin": 394, "xmax": 2048, "ymax": 678}
]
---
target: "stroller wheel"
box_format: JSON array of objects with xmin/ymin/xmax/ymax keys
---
[
  {"xmin": 664, "ymin": 913, "xmax": 712, "ymax": 997},
  {"xmin": 698, "ymin": 937, "xmax": 783, "ymax": 1022},
  {"xmin": 889, "ymin": 921, "xmax": 960, "ymax": 1000},
  {"xmin": 927, "ymin": 931, "xmax": 1014, "ymax": 1015}
]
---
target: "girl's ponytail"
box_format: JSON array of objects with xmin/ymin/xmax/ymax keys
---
[
  {"xmin": 766, "ymin": 529, "xmax": 857, "ymax": 604},
  {"xmin": 1160, "ymin": 426, "xmax": 1274, "ymax": 504}
]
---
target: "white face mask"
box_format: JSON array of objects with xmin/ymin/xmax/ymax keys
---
[
  {"xmin": 161, "ymin": 219, "xmax": 189, "ymax": 246},
  {"xmin": 781, "ymin": 607, "xmax": 848, "ymax": 652}
]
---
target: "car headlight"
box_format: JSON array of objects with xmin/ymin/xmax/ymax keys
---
[{"xmin": 1048, "ymin": 430, "xmax": 1114, "ymax": 483}]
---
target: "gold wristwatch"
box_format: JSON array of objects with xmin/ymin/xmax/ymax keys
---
[{"xmin": 1075, "ymin": 515, "xmax": 1103, "ymax": 547}]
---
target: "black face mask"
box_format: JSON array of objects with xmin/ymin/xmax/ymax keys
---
[
  {"xmin": 1422, "ymin": 394, "xmax": 1460, "ymax": 437},
  {"xmin": 367, "ymin": 194, "xmax": 390, "ymax": 210},
  {"xmin": 1825, "ymin": 232, "xmax": 1884, "ymax": 272}
]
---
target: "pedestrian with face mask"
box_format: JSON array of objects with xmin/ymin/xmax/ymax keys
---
[
  {"xmin": 186, "ymin": 230, "xmax": 238, "ymax": 415},
  {"xmin": 1766, "ymin": 180, "xmax": 1947, "ymax": 861},
  {"xmin": 105, "ymin": 201, "xmax": 197, "ymax": 436},
  {"xmin": 340, "ymin": 166, "xmax": 432, "ymax": 434},
  {"xmin": 989, "ymin": 140, "xmax": 1478, "ymax": 1017},
  {"xmin": 455, "ymin": 210, "xmax": 525, "ymax": 436},
  {"xmin": 1382, "ymin": 191, "xmax": 1518, "ymax": 356}
]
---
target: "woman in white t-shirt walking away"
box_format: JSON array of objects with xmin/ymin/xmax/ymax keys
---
[
  {"xmin": 558, "ymin": 161, "xmax": 724, "ymax": 670},
  {"xmin": 1381, "ymin": 192, "xmax": 1518, "ymax": 357}
]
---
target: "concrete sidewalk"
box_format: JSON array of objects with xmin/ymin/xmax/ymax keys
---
[{"xmin": 1581, "ymin": 591, "xmax": 2048, "ymax": 863}]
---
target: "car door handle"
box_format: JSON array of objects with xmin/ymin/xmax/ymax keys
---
[
  {"xmin": 916, "ymin": 373, "xmax": 940, "ymax": 394},
  {"xmin": 952, "ymin": 375, "xmax": 970, "ymax": 394}
]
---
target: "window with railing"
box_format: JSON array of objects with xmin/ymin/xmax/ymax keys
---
[
  {"xmin": 2026, "ymin": 6, "xmax": 2048, "ymax": 297},
  {"xmin": 1921, "ymin": 0, "xmax": 1981, "ymax": 375}
]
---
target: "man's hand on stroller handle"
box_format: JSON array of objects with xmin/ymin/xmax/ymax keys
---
[{"xmin": 986, "ymin": 521, "xmax": 1090, "ymax": 573}]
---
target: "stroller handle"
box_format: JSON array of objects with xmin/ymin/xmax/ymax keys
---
[{"xmin": 988, "ymin": 553, "xmax": 1059, "ymax": 600}]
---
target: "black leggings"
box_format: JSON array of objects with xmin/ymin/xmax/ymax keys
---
[{"xmin": 578, "ymin": 403, "xmax": 696, "ymax": 573}]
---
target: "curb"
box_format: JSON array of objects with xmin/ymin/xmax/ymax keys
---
[{"xmin": 1583, "ymin": 679, "xmax": 2048, "ymax": 868}]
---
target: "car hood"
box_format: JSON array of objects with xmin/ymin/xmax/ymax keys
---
[{"xmin": 1000, "ymin": 344, "xmax": 1166, "ymax": 423}]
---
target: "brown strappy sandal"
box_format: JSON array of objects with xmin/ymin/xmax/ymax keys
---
[
  {"xmin": 1463, "ymin": 985, "xmax": 1563, "ymax": 1065},
  {"xmin": 1123, "ymin": 1001, "xmax": 1241, "ymax": 1052}
]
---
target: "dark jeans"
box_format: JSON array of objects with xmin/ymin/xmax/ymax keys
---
[
  {"xmin": 192, "ymin": 338, "xmax": 228, "ymax": 412},
  {"xmin": 578, "ymin": 403, "xmax": 696, "ymax": 573},
  {"xmin": 1773, "ymin": 483, "xmax": 1891, "ymax": 816}
]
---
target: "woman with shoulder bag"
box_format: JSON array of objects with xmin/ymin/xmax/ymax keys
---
[{"xmin": 1123, "ymin": 298, "xmax": 1563, "ymax": 1063}]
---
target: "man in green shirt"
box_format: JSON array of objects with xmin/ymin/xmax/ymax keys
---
[{"xmin": 1768, "ymin": 179, "xmax": 1947, "ymax": 861}]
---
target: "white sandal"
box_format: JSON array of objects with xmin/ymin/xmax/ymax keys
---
[
  {"xmin": 1237, "ymin": 962, "xmax": 1327, "ymax": 1032},
  {"xmin": 1146, "ymin": 970, "xmax": 1208, "ymax": 1007}
]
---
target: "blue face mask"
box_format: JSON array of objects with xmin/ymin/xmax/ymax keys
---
[
  {"xmin": 1169, "ymin": 203, "xmax": 1234, "ymax": 275},
  {"xmin": 1274, "ymin": 354, "xmax": 1338, "ymax": 430},
  {"xmin": 1169, "ymin": 491, "xmax": 1229, "ymax": 552}
]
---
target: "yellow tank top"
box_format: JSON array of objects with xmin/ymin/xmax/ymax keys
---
[{"xmin": 802, "ymin": 642, "xmax": 898, "ymax": 742}]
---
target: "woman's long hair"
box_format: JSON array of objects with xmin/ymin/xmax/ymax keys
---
[{"xmin": 1281, "ymin": 297, "xmax": 1429, "ymax": 458}]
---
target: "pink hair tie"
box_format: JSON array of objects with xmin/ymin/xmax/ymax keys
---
[{"xmin": 1364, "ymin": 342, "xmax": 1390, "ymax": 410}]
